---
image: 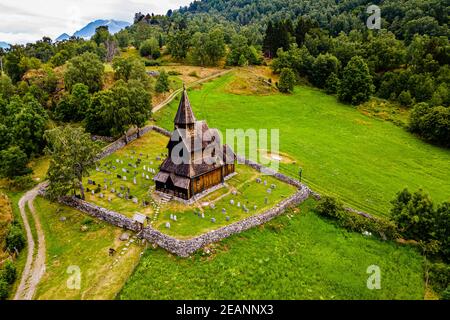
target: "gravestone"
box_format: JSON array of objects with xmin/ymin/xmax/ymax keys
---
[
  {"xmin": 267, "ymin": 188, "xmax": 272, "ymax": 194},
  {"xmin": 210, "ymin": 203, "xmax": 216, "ymax": 209},
  {"xmin": 165, "ymin": 222, "xmax": 171, "ymax": 229},
  {"xmin": 122, "ymin": 168, "xmax": 127, "ymax": 173},
  {"xmin": 264, "ymin": 197, "xmax": 268, "ymax": 204},
  {"xmin": 110, "ymin": 180, "xmax": 113, "ymax": 185},
  {"xmin": 116, "ymin": 159, "xmax": 120, "ymax": 163},
  {"xmin": 132, "ymin": 197, "xmax": 138, "ymax": 204},
  {"xmin": 254, "ymin": 205, "xmax": 257, "ymax": 210},
  {"xmin": 99, "ymin": 193, "xmax": 104, "ymax": 198},
  {"xmin": 230, "ymin": 199, "xmax": 234, "ymax": 205},
  {"xmin": 133, "ymin": 177, "xmax": 137, "ymax": 185},
  {"xmin": 118, "ymin": 193, "xmax": 123, "ymax": 198},
  {"xmin": 222, "ymin": 208, "xmax": 226, "ymax": 213},
  {"xmin": 226, "ymin": 216, "xmax": 230, "ymax": 221},
  {"xmin": 174, "ymin": 215, "xmax": 177, "ymax": 221},
  {"xmin": 111, "ymin": 188, "xmax": 116, "ymax": 193},
  {"xmin": 237, "ymin": 202, "xmax": 241, "ymax": 208},
  {"xmin": 91, "ymin": 190, "xmax": 95, "ymax": 195},
  {"xmin": 232, "ymin": 190, "xmax": 237, "ymax": 196},
  {"xmin": 146, "ymin": 175, "xmax": 149, "ymax": 180},
  {"xmin": 211, "ymin": 218, "xmax": 216, "ymax": 223},
  {"xmin": 88, "ymin": 179, "xmax": 93, "ymax": 185},
  {"xmin": 142, "ymin": 173, "xmax": 145, "ymax": 178},
  {"xmin": 264, "ymin": 180, "xmax": 267, "ymax": 186},
  {"xmin": 120, "ymin": 185, "xmax": 125, "ymax": 191},
  {"xmin": 256, "ymin": 178, "xmax": 261, "ymax": 183},
  {"xmin": 123, "ymin": 176, "xmax": 127, "ymax": 181},
  {"xmin": 104, "ymin": 184, "xmax": 107, "ymax": 190},
  {"xmin": 271, "ymin": 184, "xmax": 276, "ymax": 189},
  {"xmin": 143, "ymin": 165, "xmax": 146, "ymax": 170},
  {"xmin": 201, "ymin": 213, "xmax": 205, "ymax": 219},
  {"xmin": 170, "ymin": 214, "xmax": 174, "ymax": 220}
]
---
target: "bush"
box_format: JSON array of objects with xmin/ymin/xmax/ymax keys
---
[
  {"xmin": 168, "ymin": 71, "xmax": 181, "ymax": 76},
  {"xmin": 316, "ymin": 196, "xmax": 398, "ymax": 239},
  {"xmin": 429, "ymin": 262, "xmax": 450, "ymax": 293},
  {"xmin": 277, "ymin": 68, "xmax": 296, "ymax": 93},
  {"xmin": 7, "ymin": 174, "xmax": 34, "ymax": 191},
  {"xmin": 0, "ymin": 279, "xmax": 8, "ymax": 300},
  {"xmin": 155, "ymin": 70, "xmax": 170, "ymax": 93},
  {"xmin": 442, "ymin": 286, "xmax": 450, "ymax": 300},
  {"xmin": 0, "ymin": 260, "xmax": 17, "ymax": 284},
  {"xmin": 144, "ymin": 60, "xmax": 161, "ymax": 67},
  {"xmin": 6, "ymin": 223, "xmax": 26, "ymax": 253},
  {"xmin": 188, "ymin": 71, "xmax": 199, "ymax": 78}
]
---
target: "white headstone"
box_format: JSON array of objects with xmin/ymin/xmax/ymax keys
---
[
  {"xmin": 123, "ymin": 176, "xmax": 127, "ymax": 181},
  {"xmin": 165, "ymin": 222, "xmax": 171, "ymax": 229}
]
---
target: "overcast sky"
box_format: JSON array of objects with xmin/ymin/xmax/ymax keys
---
[{"xmin": 0, "ymin": 0, "xmax": 193, "ymax": 44}]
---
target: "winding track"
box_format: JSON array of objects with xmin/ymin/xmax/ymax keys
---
[{"xmin": 14, "ymin": 184, "xmax": 46, "ymax": 300}]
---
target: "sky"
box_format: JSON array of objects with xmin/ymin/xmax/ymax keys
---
[{"xmin": 0, "ymin": 0, "xmax": 193, "ymax": 44}]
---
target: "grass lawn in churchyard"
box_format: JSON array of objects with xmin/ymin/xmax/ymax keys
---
[
  {"xmin": 118, "ymin": 199, "xmax": 424, "ymax": 300},
  {"xmin": 33, "ymin": 197, "xmax": 143, "ymax": 300},
  {"xmin": 84, "ymin": 130, "xmax": 298, "ymax": 239},
  {"xmin": 153, "ymin": 70, "xmax": 450, "ymax": 217}
]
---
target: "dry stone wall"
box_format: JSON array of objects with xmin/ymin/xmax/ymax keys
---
[{"xmin": 46, "ymin": 125, "xmax": 316, "ymax": 257}]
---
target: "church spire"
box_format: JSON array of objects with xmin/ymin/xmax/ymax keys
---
[{"xmin": 174, "ymin": 83, "xmax": 196, "ymax": 127}]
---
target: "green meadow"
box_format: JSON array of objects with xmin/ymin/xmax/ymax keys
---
[
  {"xmin": 154, "ymin": 72, "xmax": 450, "ymax": 217},
  {"xmin": 119, "ymin": 199, "xmax": 424, "ymax": 300}
]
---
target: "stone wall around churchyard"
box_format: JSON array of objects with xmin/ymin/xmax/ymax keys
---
[{"xmin": 45, "ymin": 125, "xmax": 315, "ymax": 257}]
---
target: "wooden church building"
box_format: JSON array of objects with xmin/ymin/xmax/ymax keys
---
[{"xmin": 154, "ymin": 86, "xmax": 235, "ymax": 200}]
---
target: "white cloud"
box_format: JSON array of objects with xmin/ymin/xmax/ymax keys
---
[{"xmin": 0, "ymin": 0, "xmax": 192, "ymax": 44}]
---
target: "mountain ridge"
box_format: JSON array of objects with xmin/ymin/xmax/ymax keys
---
[{"xmin": 56, "ymin": 19, "xmax": 130, "ymax": 42}]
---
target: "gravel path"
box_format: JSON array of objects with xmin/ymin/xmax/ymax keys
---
[
  {"xmin": 152, "ymin": 69, "xmax": 232, "ymax": 113},
  {"xmin": 14, "ymin": 184, "xmax": 46, "ymax": 300}
]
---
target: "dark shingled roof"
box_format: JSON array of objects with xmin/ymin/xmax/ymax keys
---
[{"xmin": 174, "ymin": 86, "xmax": 196, "ymax": 126}]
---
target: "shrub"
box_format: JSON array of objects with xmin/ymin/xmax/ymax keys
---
[
  {"xmin": 0, "ymin": 260, "xmax": 17, "ymax": 284},
  {"xmin": 0, "ymin": 279, "xmax": 8, "ymax": 300},
  {"xmin": 316, "ymin": 196, "xmax": 398, "ymax": 239},
  {"xmin": 277, "ymin": 68, "xmax": 296, "ymax": 93},
  {"xmin": 188, "ymin": 71, "xmax": 199, "ymax": 78},
  {"xmin": 6, "ymin": 223, "xmax": 26, "ymax": 253},
  {"xmin": 155, "ymin": 70, "xmax": 170, "ymax": 93},
  {"xmin": 144, "ymin": 60, "xmax": 161, "ymax": 67},
  {"xmin": 442, "ymin": 286, "xmax": 450, "ymax": 300},
  {"xmin": 168, "ymin": 71, "xmax": 181, "ymax": 76},
  {"xmin": 429, "ymin": 262, "xmax": 450, "ymax": 293},
  {"xmin": 7, "ymin": 174, "xmax": 34, "ymax": 191}
]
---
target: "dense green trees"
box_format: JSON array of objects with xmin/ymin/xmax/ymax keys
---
[
  {"xmin": 338, "ymin": 56, "xmax": 374, "ymax": 105},
  {"xmin": 0, "ymin": 146, "xmax": 32, "ymax": 179},
  {"xmin": 64, "ymin": 52, "xmax": 104, "ymax": 93},
  {"xmin": 190, "ymin": 28, "xmax": 226, "ymax": 66},
  {"xmin": 227, "ymin": 34, "xmax": 262, "ymax": 66},
  {"xmin": 409, "ymin": 103, "xmax": 450, "ymax": 147},
  {"xmin": 167, "ymin": 30, "xmax": 190, "ymax": 60},
  {"xmin": 85, "ymin": 80, "xmax": 151, "ymax": 137},
  {"xmin": 54, "ymin": 83, "xmax": 91, "ymax": 122},
  {"xmin": 391, "ymin": 188, "xmax": 449, "ymax": 260},
  {"xmin": 112, "ymin": 56, "xmax": 148, "ymax": 84},
  {"xmin": 45, "ymin": 126, "xmax": 101, "ymax": 200},
  {"xmin": 139, "ymin": 38, "xmax": 160, "ymax": 59}
]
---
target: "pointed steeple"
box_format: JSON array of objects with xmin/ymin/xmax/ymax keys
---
[{"xmin": 174, "ymin": 83, "xmax": 196, "ymax": 127}]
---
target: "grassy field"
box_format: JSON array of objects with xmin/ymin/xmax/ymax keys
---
[
  {"xmin": 33, "ymin": 197, "xmax": 143, "ymax": 300},
  {"xmin": 118, "ymin": 199, "xmax": 424, "ymax": 300},
  {"xmin": 153, "ymin": 71, "xmax": 450, "ymax": 217},
  {"xmin": 85, "ymin": 130, "xmax": 297, "ymax": 239}
]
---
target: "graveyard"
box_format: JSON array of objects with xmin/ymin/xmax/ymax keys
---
[{"xmin": 83, "ymin": 129, "xmax": 298, "ymax": 239}]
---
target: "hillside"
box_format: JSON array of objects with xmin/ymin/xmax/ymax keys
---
[{"xmin": 179, "ymin": 0, "xmax": 449, "ymax": 39}]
